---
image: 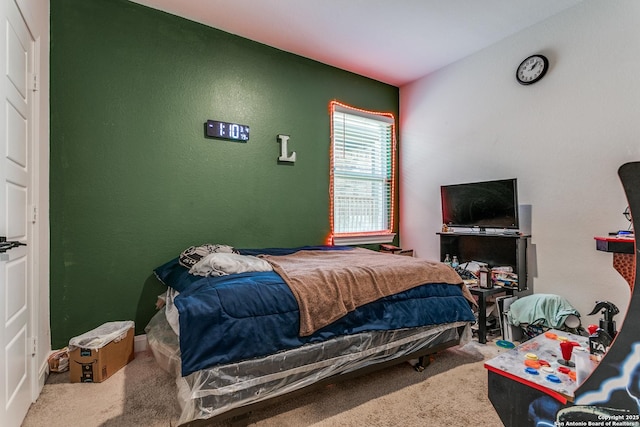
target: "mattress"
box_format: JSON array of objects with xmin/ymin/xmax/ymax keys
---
[{"xmin": 154, "ymin": 246, "xmax": 476, "ymax": 376}]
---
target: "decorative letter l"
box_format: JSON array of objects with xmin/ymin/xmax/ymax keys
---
[{"xmin": 277, "ymin": 134, "xmax": 296, "ymax": 163}]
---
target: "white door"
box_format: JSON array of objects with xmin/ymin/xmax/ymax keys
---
[{"xmin": 0, "ymin": 0, "xmax": 35, "ymax": 425}]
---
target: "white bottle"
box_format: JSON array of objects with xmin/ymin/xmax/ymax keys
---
[
  {"xmin": 451, "ymin": 256, "xmax": 459, "ymax": 268},
  {"xmin": 443, "ymin": 254, "xmax": 451, "ymax": 266}
]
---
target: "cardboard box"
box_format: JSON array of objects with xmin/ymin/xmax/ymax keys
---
[{"xmin": 69, "ymin": 327, "xmax": 134, "ymax": 383}]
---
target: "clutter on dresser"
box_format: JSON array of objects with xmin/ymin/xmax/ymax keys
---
[{"xmin": 451, "ymin": 260, "xmax": 519, "ymax": 290}]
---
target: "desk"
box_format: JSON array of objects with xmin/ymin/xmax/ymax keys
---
[
  {"xmin": 469, "ymin": 286, "xmax": 509, "ymax": 344},
  {"xmin": 484, "ymin": 329, "xmax": 595, "ymax": 427}
]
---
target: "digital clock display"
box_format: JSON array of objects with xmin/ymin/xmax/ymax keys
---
[{"xmin": 206, "ymin": 120, "xmax": 250, "ymax": 142}]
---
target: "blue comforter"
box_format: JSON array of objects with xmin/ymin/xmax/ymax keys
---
[{"xmin": 154, "ymin": 246, "xmax": 475, "ymax": 376}]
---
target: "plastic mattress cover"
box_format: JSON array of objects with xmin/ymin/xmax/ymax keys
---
[
  {"xmin": 68, "ymin": 320, "xmax": 134, "ymax": 351},
  {"xmin": 145, "ymin": 309, "xmax": 471, "ymax": 425}
]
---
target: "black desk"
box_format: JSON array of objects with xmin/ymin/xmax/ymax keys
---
[{"xmin": 469, "ymin": 286, "xmax": 509, "ymax": 343}]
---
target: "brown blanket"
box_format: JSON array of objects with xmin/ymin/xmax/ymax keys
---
[{"xmin": 261, "ymin": 248, "xmax": 475, "ymax": 336}]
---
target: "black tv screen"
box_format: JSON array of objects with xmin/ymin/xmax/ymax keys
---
[{"xmin": 441, "ymin": 178, "xmax": 519, "ymax": 230}]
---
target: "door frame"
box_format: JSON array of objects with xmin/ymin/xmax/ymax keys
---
[{"xmin": 15, "ymin": 0, "xmax": 50, "ymax": 405}]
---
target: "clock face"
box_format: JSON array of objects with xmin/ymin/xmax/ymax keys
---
[
  {"xmin": 516, "ymin": 55, "xmax": 548, "ymax": 85},
  {"xmin": 206, "ymin": 120, "xmax": 250, "ymax": 142}
]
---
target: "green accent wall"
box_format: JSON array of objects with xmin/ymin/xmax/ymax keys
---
[{"xmin": 50, "ymin": 0, "xmax": 399, "ymax": 347}]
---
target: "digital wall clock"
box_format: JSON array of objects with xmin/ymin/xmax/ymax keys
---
[{"xmin": 206, "ymin": 120, "xmax": 250, "ymax": 142}]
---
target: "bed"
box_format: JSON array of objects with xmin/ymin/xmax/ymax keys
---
[{"xmin": 145, "ymin": 245, "xmax": 476, "ymax": 426}]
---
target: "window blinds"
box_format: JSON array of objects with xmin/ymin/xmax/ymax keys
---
[{"xmin": 332, "ymin": 109, "xmax": 393, "ymax": 234}]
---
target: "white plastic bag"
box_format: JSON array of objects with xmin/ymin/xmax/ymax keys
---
[{"xmin": 68, "ymin": 321, "xmax": 134, "ymax": 351}]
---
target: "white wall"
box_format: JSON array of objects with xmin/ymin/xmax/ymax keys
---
[{"xmin": 400, "ymin": 0, "xmax": 640, "ymax": 325}]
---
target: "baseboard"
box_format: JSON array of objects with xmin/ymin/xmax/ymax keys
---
[
  {"xmin": 36, "ymin": 357, "xmax": 48, "ymax": 395},
  {"xmin": 134, "ymin": 334, "xmax": 148, "ymax": 353}
]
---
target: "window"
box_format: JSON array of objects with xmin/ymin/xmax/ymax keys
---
[{"xmin": 330, "ymin": 101, "xmax": 396, "ymax": 245}]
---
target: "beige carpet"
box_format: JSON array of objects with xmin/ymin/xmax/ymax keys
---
[{"xmin": 22, "ymin": 339, "xmax": 506, "ymax": 427}]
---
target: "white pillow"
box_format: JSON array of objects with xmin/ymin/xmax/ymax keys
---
[{"xmin": 189, "ymin": 253, "xmax": 273, "ymax": 277}]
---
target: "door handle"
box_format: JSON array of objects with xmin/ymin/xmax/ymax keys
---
[{"xmin": 0, "ymin": 237, "xmax": 27, "ymax": 253}]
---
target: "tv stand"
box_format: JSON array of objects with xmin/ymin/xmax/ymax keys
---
[
  {"xmin": 438, "ymin": 232, "xmax": 531, "ymax": 343},
  {"xmin": 437, "ymin": 232, "xmax": 530, "ymax": 293}
]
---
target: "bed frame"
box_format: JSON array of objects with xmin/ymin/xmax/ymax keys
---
[
  {"xmin": 149, "ymin": 247, "xmax": 475, "ymax": 427},
  {"xmin": 175, "ymin": 323, "xmax": 469, "ymax": 427}
]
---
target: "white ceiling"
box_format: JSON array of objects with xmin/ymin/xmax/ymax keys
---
[{"xmin": 129, "ymin": 0, "xmax": 584, "ymax": 87}]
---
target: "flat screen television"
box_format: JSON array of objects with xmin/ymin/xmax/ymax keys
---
[{"xmin": 440, "ymin": 178, "xmax": 519, "ymax": 231}]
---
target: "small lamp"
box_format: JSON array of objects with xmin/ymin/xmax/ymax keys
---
[{"xmin": 478, "ymin": 266, "xmax": 492, "ymax": 289}]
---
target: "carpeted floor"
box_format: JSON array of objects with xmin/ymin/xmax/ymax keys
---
[{"xmin": 22, "ymin": 337, "xmax": 506, "ymax": 427}]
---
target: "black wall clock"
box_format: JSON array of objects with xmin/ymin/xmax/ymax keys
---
[
  {"xmin": 516, "ymin": 54, "xmax": 549, "ymax": 85},
  {"xmin": 206, "ymin": 120, "xmax": 250, "ymax": 142}
]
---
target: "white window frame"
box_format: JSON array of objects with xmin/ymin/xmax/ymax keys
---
[{"xmin": 330, "ymin": 101, "xmax": 397, "ymax": 246}]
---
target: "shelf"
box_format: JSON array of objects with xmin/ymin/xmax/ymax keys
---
[
  {"xmin": 594, "ymin": 235, "xmax": 634, "ymax": 254},
  {"xmin": 438, "ymin": 232, "xmax": 530, "ymax": 293},
  {"xmin": 437, "ymin": 231, "xmax": 531, "ymax": 238}
]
